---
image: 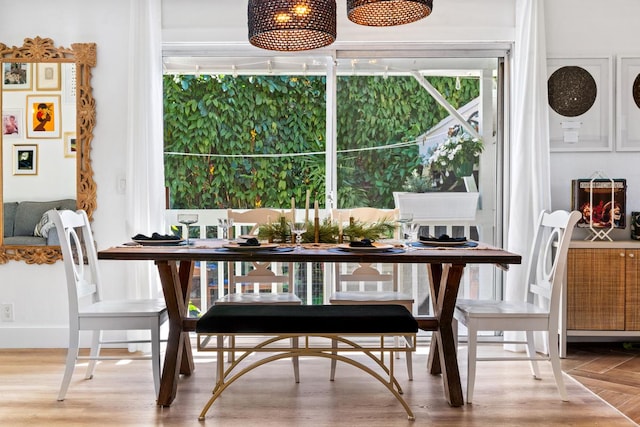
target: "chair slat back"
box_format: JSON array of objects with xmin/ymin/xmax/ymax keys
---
[
  {"xmin": 52, "ymin": 210, "xmax": 102, "ymax": 318},
  {"xmin": 227, "ymin": 208, "xmax": 293, "ymax": 237},
  {"xmin": 525, "ymin": 210, "xmax": 581, "ymax": 325},
  {"xmin": 332, "ymin": 208, "xmax": 399, "ymax": 293},
  {"xmin": 226, "ymin": 208, "xmax": 294, "ymax": 294}
]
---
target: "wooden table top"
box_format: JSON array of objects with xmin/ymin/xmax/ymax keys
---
[{"xmin": 98, "ymin": 239, "xmax": 521, "ymax": 266}]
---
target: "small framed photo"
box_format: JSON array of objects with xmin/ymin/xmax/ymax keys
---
[
  {"xmin": 13, "ymin": 144, "xmax": 38, "ymax": 175},
  {"xmin": 2, "ymin": 108, "xmax": 23, "ymax": 138},
  {"xmin": 2, "ymin": 62, "xmax": 32, "ymax": 91},
  {"xmin": 26, "ymin": 95, "xmax": 61, "ymax": 139},
  {"xmin": 36, "ymin": 63, "xmax": 61, "ymax": 91},
  {"xmin": 64, "ymin": 131, "xmax": 76, "ymax": 157},
  {"xmin": 548, "ymin": 57, "xmax": 613, "ymax": 152}
]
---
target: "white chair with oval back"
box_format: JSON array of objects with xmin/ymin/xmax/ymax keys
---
[
  {"xmin": 52, "ymin": 209, "xmax": 168, "ymax": 400},
  {"xmin": 453, "ymin": 209, "xmax": 581, "ymax": 403}
]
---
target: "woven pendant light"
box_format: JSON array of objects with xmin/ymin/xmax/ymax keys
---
[
  {"xmin": 248, "ymin": 0, "xmax": 337, "ymax": 52},
  {"xmin": 347, "ymin": 0, "xmax": 433, "ymax": 26}
]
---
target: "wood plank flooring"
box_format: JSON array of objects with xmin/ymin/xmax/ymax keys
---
[
  {"xmin": 0, "ymin": 343, "xmax": 637, "ymax": 426},
  {"xmin": 562, "ymin": 342, "xmax": 640, "ymax": 425}
]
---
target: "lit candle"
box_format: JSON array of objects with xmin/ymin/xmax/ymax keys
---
[
  {"xmin": 305, "ymin": 190, "xmax": 310, "ymax": 223},
  {"xmin": 338, "ymin": 213, "xmax": 343, "ymax": 235},
  {"xmin": 314, "ymin": 199, "xmax": 319, "ymax": 219},
  {"xmin": 291, "ymin": 197, "xmax": 295, "ymax": 218}
]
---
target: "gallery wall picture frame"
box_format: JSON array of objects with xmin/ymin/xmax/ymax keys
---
[
  {"xmin": 2, "ymin": 108, "xmax": 24, "ymax": 139},
  {"xmin": 616, "ymin": 55, "xmax": 640, "ymax": 151},
  {"xmin": 64, "ymin": 131, "xmax": 76, "ymax": 158},
  {"xmin": 547, "ymin": 57, "xmax": 613, "ymax": 152},
  {"xmin": 13, "ymin": 144, "xmax": 38, "ymax": 176},
  {"xmin": 26, "ymin": 94, "xmax": 61, "ymax": 139},
  {"xmin": 36, "ymin": 62, "xmax": 61, "ymax": 91},
  {"xmin": 2, "ymin": 62, "xmax": 32, "ymax": 91}
]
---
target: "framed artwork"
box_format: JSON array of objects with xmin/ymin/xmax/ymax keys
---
[
  {"xmin": 13, "ymin": 144, "xmax": 38, "ymax": 175},
  {"xmin": 2, "ymin": 108, "xmax": 23, "ymax": 138},
  {"xmin": 36, "ymin": 63, "xmax": 61, "ymax": 91},
  {"xmin": 571, "ymin": 178, "xmax": 626, "ymax": 229},
  {"xmin": 616, "ymin": 55, "xmax": 640, "ymax": 151},
  {"xmin": 2, "ymin": 62, "xmax": 32, "ymax": 91},
  {"xmin": 26, "ymin": 95, "xmax": 61, "ymax": 139},
  {"xmin": 547, "ymin": 57, "xmax": 613, "ymax": 152},
  {"xmin": 64, "ymin": 131, "xmax": 76, "ymax": 157}
]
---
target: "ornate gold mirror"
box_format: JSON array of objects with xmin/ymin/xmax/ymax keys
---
[{"xmin": 0, "ymin": 37, "xmax": 96, "ymax": 264}]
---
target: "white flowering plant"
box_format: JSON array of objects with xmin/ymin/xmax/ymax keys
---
[{"xmin": 427, "ymin": 132, "xmax": 483, "ymax": 178}]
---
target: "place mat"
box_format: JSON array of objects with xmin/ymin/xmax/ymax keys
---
[
  {"xmin": 222, "ymin": 243, "xmax": 280, "ymax": 251},
  {"xmin": 131, "ymin": 239, "xmax": 187, "ymax": 246},
  {"xmin": 410, "ymin": 241, "xmax": 479, "ymax": 249},
  {"xmin": 336, "ymin": 243, "xmax": 395, "ymax": 252},
  {"xmin": 409, "ymin": 240, "xmax": 490, "ymax": 250},
  {"xmin": 216, "ymin": 246, "xmax": 294, "ymax": 253},
  {"xmin": 329, "ymin": 247, "xmax": 405, "ymax": 254}
]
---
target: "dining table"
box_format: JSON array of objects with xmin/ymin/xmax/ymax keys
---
[{"xmin": 97, "ymin": 239, "xmax": 521, "ymax": 408}]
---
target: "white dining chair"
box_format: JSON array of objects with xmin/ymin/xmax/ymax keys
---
[
  {"xmin": 212, "ymin": 208, "xmax": 301, "ymax": 381},
  {"xmin": 329, "ymin": 207, "xmax": 414, "ymax": 380},
  {"xmin": 453, "ymin": 209, "xmax": 581, "ymax": 403},
  {"xmin": 52, "ymin": 209, "xmax": 168, "ymax": 400}
]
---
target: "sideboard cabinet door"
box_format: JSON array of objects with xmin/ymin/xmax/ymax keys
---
[{"xmin": 567, "ymin": 248, "xmax": 625, "ymax": 331}]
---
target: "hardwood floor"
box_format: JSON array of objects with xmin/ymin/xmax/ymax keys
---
[
  {"xmin": 562, "ymin": 342, "xmax": 640, "ymax": 425},
  {"xmin": 0, "ymin": 343, "xmax": 637, "ymax": 426}
]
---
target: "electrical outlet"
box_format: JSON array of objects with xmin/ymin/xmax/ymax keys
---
[{"xmin": 1, "ymin": 303, "xmax": 14, "ymax": 322}]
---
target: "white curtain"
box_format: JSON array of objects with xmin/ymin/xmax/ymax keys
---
[
  {"xmin": 125, "ymin": 0, "xmax": 165, "ymax": 302},
  {"xmin": 505, "ymin": 0, "xmax": 552, "ymax": 348}
]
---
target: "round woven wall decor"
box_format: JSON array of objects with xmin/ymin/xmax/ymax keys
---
[
  {"xmin": 547, "ymin": 66, "xmax": 597, "ymax": 117},
  {"xmin": 632, "ymin": 73, "xmax": 640, "ymax": 109}
]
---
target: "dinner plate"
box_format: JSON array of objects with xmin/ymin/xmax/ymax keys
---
[
  {"xmin": 133, "ymin": 239, "xmax": 186, "ymax": 246},
  {"xmin": 336, "ymin": 243, "xmax": 395, "ymax": 252},
  {"xmin": 222, "ymin": 243, "xmax": 280, "ymax": 251}
]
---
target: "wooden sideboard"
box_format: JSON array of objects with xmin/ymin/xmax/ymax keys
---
[{"xmin": 560, "ymin": 240, "xmax": 640, "ymax": 357}]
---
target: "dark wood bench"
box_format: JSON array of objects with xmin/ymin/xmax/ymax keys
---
[{"xmin": 195, "ymin": 304, "xmax": 419, "ymax": 421}]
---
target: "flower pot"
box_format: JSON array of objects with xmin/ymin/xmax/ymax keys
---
[{"xmin": 393, "ymin": 191, "xmax": 479, "ymax": 224}]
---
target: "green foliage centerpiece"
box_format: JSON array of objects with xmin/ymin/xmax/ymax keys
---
[{"xmin": 256, "ymin": 217, "xmax": 396, "ymax": 244}]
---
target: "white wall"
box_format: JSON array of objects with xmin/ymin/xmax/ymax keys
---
[
  {"xmin": 0, "ymin": 0, "xmax": 633, "ymax": 347},
  {"xmin": 0, "ymin": 0, "xmax": 132, "ymax": 347},
  {"xmin": 546, "ymin": 0, "xmax": 640, "ymax": 240}
]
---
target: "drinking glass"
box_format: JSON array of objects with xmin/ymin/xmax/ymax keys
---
[
  {"xmin": 218, "ymin": 218, "xmax": 234, "ymax": 241},
  {"xmin": 177, "ymin": 213, "xmax": 198, "ymax": 245},
  {"xmin": 403, "ymin": 222, "xmax": 420, "ymax": 249},
  {"xmin": 289, "ymin": 222, "xmax": 307, "ymax": 250},
  {"xmin": 397, "ymin": 212, "xmax": 413, "ymax": 247}
]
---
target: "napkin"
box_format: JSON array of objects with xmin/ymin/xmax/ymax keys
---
[
  {"xmin": 349, "ymin": 238, "xmax": 374, "ymax": 247},
  {"xmin": 420, "ymin": 234, "xmax": 467, "ymax": 243},
  {"xmin": 237, "ymin": 237, "xmax": 260, "ymax": 246},
  {"xmin": 132, "ymin": 232, "xmax": 181, "ymax": 241}
]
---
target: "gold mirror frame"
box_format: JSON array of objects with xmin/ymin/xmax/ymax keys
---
[{"xmin": 0, "ymin": 37, "xmax": 96, "ymax": 264}]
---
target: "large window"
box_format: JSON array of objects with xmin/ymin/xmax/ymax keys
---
[{"xmin": 162, "ymin": 48, "xmax": 507, "ymax": 311}]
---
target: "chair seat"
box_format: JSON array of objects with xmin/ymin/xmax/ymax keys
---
[
  {"xmin": 79, "ymin": 299, "xmax": 167, "ymax": 317},
  {"xmin": 455, "ymin": 298, "xmax": 548, "ymax": 317},
  {"xmin": 216, "ymin": 293, "xmax": 302, "ymax": 305}
]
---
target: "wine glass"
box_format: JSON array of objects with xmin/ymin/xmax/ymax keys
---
[
  {"xmin": 218, "ymin": 218, "xmax": 234, "ymax": 241},
  {"xmin": 177, "ymin": 214, "xmax": 198, "ymax": 246},
  {"xmin": 289, "ymin": 222, "xmax": 307, "ymax": 250}
]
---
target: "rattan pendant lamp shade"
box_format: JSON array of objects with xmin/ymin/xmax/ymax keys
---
[
  {"xmin": 248, "ymin": 0, "xmax": 337, "ymax": 51},
  {"xmin": 347, "ymin": 0, "xmax": 433, "ymax": 26}
]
